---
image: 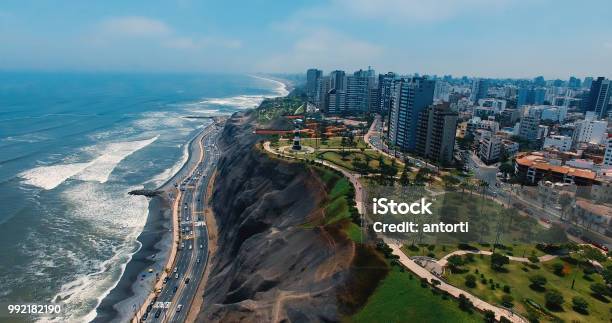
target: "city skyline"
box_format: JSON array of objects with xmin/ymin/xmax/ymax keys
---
[{"xmin": 1, "ymin": 0, "xmax": 612, "ymax": 78}]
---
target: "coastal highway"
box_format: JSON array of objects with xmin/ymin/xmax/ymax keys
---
[{"xmin": 142, "ymin": 123, "xmax": 221, "ymax": 323}]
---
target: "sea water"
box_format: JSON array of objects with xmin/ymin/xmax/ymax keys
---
[{"xmin": 0, "ymin": 72, "xmax": 287, "ymax": 322}]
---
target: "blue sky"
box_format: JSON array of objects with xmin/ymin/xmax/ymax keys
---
[{"xmin": 1, "ymin": 0, "xmax": 611, "ymax": 78}]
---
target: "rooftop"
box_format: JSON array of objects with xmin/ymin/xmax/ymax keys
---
[{"xmin": 515, "ymin": 152, "xmax": 597, "ymax": 180}]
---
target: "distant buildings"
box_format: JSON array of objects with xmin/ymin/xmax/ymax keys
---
[
  {"xmin": 470, "ymin": 78, "xmax": 489, "ymax": 103},
  {"xmin": 586, "ymin": 77, "xmax": 611, "ymax": 119},
  {"xmin": 415, "ymin": 102, "xmax": 458, "ymax": 165},
  {"xmin": 517, "ymin": 87, "xmax": 546, "ymax": 107},
  {"xmin": 388, "ymin": 77, "xmax": 435, "ymax": 152},
  {"xmin": 306, "ymin": 68, "xmax": 323, "ymax": 103}
]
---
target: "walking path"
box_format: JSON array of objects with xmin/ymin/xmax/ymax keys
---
[
  {"xmin": 262, "ymin": 139, "xmax": 527, "ymax": 322},
  {"xmin": 437, "ymin": 250, "xmax": 557, "ymax": 267},
  {"xmin": 384, "ymin": 239, "xmax": 526, "ymax": 323}
]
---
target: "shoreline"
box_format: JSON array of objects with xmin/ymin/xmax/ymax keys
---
[
  {"xmin": 92, "ymin": 76, "xmax": 291, "ymax": 322},
  {"xmin": 93, "ymin": 123, "xmax": 211, "ymax": 323}
]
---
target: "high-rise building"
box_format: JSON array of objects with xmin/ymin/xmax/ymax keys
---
[
  {"xmin": 604, "ymin": 134, "xmax": 612, "ymax": 166},
  {"xmin": 518, "ymin": 108, "xmax": 542, "ymax": 141},
  {"xmin": 415, "ymin": 102, "xmax": 458, "ymax": 165},
  {"xmin": 470, "ymin": 78, "xmax": 489, "ymax": 103},
  {"xmin": 388, "ymin": 77, "xmax": 435, "ymax": 152},
  {"xmin": 478, "ymin": 132, "xmax": 502, "ymax": 164},
  {"xmin": 327, "ymin": 88, "xmax": 346, "ymax": 114},
  {"xmin": 315, "ymin": 76, "xmax": 331, "ymax": 111},
  {"xmin": 586, "ymin": 77, "xmax": 611, "ymax": 119},
  {"xmin": 306, "ymin": 69, "xmax": 323, "ymax": 103},
  {"xmin": 330, "ymin": 70, "xmax": 346, "ymax": 91},
  {"xmin": 377, "ymin": 72, "xmax": 397, "ymax": 115},
  {"xmin": 433, "ymin": 80, "xmax": 451, "ymax": 102},
  {"xmin": 345, "ymin": 68, "xmax": 376, "ymax": 114},
  {"xmin": 583, "ymin": 77, "xmax": 593, "ymax": 89},
  {"xmin": 568, "ymin": 76, "xmax": 581, "ymax": 89},
  {"xmin": 517, "ymin": 87, "xmax": 546, "ymax": 106}
]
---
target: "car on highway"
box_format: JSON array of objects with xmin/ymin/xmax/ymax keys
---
[
  {"xmin": 175, "ymin": 273, "xmax": 179, "ymax": 279},
  {"xmin": 141, "ymin": 312, "xmax": 148, "ymax": 321},
  {"xmin": 173, "ymin": 286, "xmax": 178, "ymax": 293},
  {"xmin": 176, "ymin": 304, "xmax": 183, "ymax": 312},
  {"xmin": 188, "ymin": 244, "xmax": 192, "ymax": 250},
  {"xmin": 154, "ymin": 309, "xmax": 162, "ymax": 318},
  {"xmin": 173, "ymin": 267, "xmax": 178, "ymax": 273},
  {"xmin": 196, "ymin": 258, "xmax": 200, "ymax": 264},
  {"xmin": 185, "ymin": 278, "xmax": 190, "ymax": 284},
  {"xmin": 199, "ymin": 244, "xmax": 203, "ymax": 249}
]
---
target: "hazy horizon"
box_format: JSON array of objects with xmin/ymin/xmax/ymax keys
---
[{"xmin": 1, "ymin": 0, "xmax": 611, "ymax": 79}]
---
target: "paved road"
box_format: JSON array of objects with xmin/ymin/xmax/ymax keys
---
[{"xmin": 143, "ymin": 124, "xmax": 221, "ymax": 323}]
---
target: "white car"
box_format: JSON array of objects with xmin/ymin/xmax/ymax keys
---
[
  {"xmin": 176, "ymin": 304, "xmax": 183, "ymax": 312},
  {"xmin": 188, "ymin": 244, "xmax": 192, "ymax": 250}
]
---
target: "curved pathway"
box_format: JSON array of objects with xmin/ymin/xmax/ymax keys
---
[{"xmin": 438, "ymin": 250, "xmax": 557, "ymax": 267}]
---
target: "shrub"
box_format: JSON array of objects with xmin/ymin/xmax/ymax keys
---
[
  {"xmin": 483, "ymin": 310, "xmax": 495, "ymax": 323},
  {"xmin": 528, "ymin": 255, "xmax": 539, "ymax": 263},
  {"xmin": 590, "ymin": 283, "xmax": 609, "ymax": 298},
  {"xmin": 544, "ymin": 289, "xmax": 564, "ymax": 310},
  {"xmin": 572, "ymin": 296, "xmax": 589, "ymax": 314},
  {"xmin": 552, "ymin": 262, "xmax": 564, "ymax": 276},
  {"xmin": 501, "ymin": 294, "xmax": 514, "ymax": 308},
  {"xmin": 457, "ymin": 294, "xmax": 473, "ymax": 312},
  {"xmin": 529, "ymin": 274, "xmax": 547, "ymax": 290},
  {"xmin": 465, "ymin": 274, "xmax": 477, "ymax": 288},
  {"xmin": 503, "ymin": 285, "xmax": 511, "ymax": 293},
  {"xmin": 490, "ymin": 253, "xmax": 510, "ymax": 271}
]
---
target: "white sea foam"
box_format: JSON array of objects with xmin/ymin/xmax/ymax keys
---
[
  {"xmin": 39, "ymin": 182, "xmax": 149, "ymax": 323},
  {"xmin": 197, "ymin": 75, "xmax": 289, "ymax": 110},
  {"xmin": 75, "ymin": 136, "xmax": 158, "ymax": 183},
  {"xmin": 20, "ymin": 161, "xmax": 94, "ymax": 190},
  {"xmin": 19, "ymin": 136, "xmax": 158, "ymax": 190}
]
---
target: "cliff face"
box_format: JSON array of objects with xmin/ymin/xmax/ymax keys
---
[{"xmin": 198, "ymin": 112, "xmax": 354, "ymax": 322}]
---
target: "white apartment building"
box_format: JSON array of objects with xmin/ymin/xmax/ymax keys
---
[
  {"xmin": 604, "ymin": 134, "xmax": 612, "ymax": 166},
  {"xmin": 543, "ymin": 135, "xmax": 573, "ymax": 152}
]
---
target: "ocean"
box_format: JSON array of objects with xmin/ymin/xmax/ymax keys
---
[{"xmin": 0, "ymin": 72, "xmax": 287, "ymax": 322}]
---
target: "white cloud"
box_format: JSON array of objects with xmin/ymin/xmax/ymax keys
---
[
  {"xmin": 332, "ymin": 0, "xmax": 511, "ymax": 23},
  {"xmin": 257, "ymin": 28, "xmax": 382, "ymax": 72},
  {"xmin": 98, "ymin": 16, "xmax": 171, "ymax": 38}
]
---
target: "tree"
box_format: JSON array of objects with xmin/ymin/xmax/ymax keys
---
[
  {"xmin": 465, "ymin": 274, "xmax": 477, "ymax": 288},
  {"xmin": 552, "ymin": 262, "xmax": 565, "ymax": 276},
  {"xmin": 399, "ymin": 167, "xmax": 410, "ymax": 187},
  {"xmin": 447, "ymin": 255, "xmax": 464, "ymax": 273},
  {"xmin": 499, "ymin": 162, "xmax": 514, "ymax": 179},
  {"xmin": 457, "ymin": 294, "xmax": 473, "ymax": 312},
  {"xmin": 529, "ymin": 274, "xmax": 547, "ymax": 290},
  {"xmin": 483, "ymin": 310, "xmax": 495, "ymax": 323},
  {"xmin": 571, "ymin": 296, "xmax": 589, "ymax": 314},
  {"xmin": 490, "ymin": 253, "xmax": 509, "ymax": 271},
  {"xmin": 544, "ymin": 289, "xmax": 564, "ymax": 309},
  {"xmin": 501, "ymin": 294, "xmax": 514, "ymax": 308},
  {"xmin": 590, "ymin": 283, "xmax": 610, "ymax": 298}
]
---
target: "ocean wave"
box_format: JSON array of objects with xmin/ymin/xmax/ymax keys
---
[
  {"xmin": 19, "ymin": 136, "xmax": 159, "ymax": 190},
  {"xmin": 38, "ymin": 182, "xmax": 149, "ymax": 323}
]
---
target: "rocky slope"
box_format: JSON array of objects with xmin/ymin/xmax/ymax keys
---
[{"xmin": 197, "ymin": 112, "xmax": 355, "ymax": 322}]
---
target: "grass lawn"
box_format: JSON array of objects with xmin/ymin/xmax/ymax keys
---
[
  {"xmin": 301, "ymin": 136, "xmax": 368, "ymax": 149},
  {"xmin": 349, "ymin": 266, "xmax": 483, "ymax": 323},
  {"xmin": 444, "ymin": 254, "xmax": 611, "ymax": 322},
  {"xmin": 317, "ymin": 150, "xmax": 399, "ymax": 173}
]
